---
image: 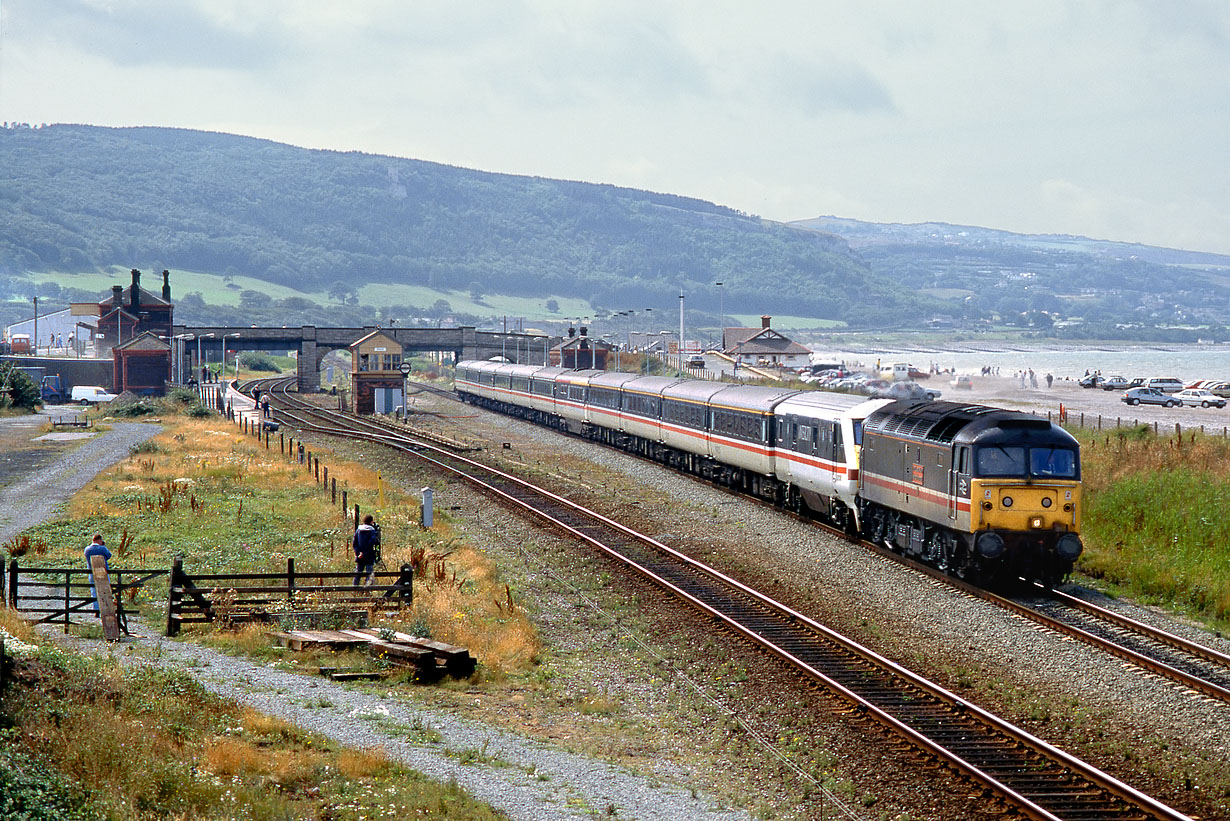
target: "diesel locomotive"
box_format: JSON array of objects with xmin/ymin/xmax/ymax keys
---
[{"xmin": 455, "ymin": 360, "xmax": 1083, "ymax": 586}]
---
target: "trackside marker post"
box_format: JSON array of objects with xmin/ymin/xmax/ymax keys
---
[{"xmin": 421, "ymin": 487, "xmax": 433, "ymax": 529}]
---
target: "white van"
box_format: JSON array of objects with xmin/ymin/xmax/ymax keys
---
[{"xmin": 71, "ymin": 386, "xmax": 118, "ymax": 405}]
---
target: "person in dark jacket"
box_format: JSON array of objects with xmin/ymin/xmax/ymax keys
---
[
  {"xmin": 84, "ymin": 533, "xmax": 111, "ymax": 613},
  {"xmin": 353, "ymin": 515, "xmax": 378, "ymax": 586}
]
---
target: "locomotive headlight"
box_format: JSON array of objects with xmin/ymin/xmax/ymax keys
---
[
  {"xmin": 1030, "ymin": 517, "xmax": 1044, "ymax": 529},
  {"xmin": 976, "ymin": 532, "xmax": 1006, "ymax": 559},
  {"xmin": 1041, "ymin": 497, "xmax": 1052, "ymax": 508},
  {"xmin": 1055, "ymin": 534, "xmax": 1083, "ymax": 561},
  {"xmin": 1001, "ymin": 496, "xmax": 1013, "ymax": 508}
]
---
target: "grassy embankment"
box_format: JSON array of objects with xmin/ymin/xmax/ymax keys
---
[
  {"xmin": 1, "ymin": 392, "xmax": 538, "ymax": 819},
  {"xmin": 1074, "ymin": 425, "xmax": 1230, "ymax": 628},
  {"xmin": 0, "ymin": 609, "xmax": 505, "ymax": 820}
]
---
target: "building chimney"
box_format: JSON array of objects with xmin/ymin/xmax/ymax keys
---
[
  {"xmin": 129, "ymin": 269, "xmax": 141, "ymax": 311},
  {"xmin": 579, "ymin": 325, "xmax": 588, "ymax": 337},
  {"xmin": 112, "ymin": 285, "xmax": 123, "ymax": 307},
  {"xmin": 761, "ymin": 315, "xmax": 771, "ymax": 329},
  {"xmin": 161, "ymin": 269, "xmax": 171, "ymax": 302}
]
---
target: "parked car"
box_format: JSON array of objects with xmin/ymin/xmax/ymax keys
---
[
  {"xmin": 950, "ymin": 375, "xmax": 973, "ymax": 389},
  {"xmin": 1145, "ymin": 377, "xmax": 1185, "ymax": 394},
  {"xmin": 1121, "ymin": 387, "xmax": 1179, "ymax": 407},
  {"xmin": 1206, "ymin": 381, "xmax": 1230, "ymax": 398},
  {"xmin": 1174, "ymin": 388, "xmax": 1227, "ymax": 408},
  {"xmin": 71, "ymin": 385, "xmax": 118, "ymax": 405},
  {"xmin": 1099, "ymin": 376, "xmax": 1130, "ymax": 391},
  {"xmin": 874, "ymin": 381, "xmax": 942, "ymax": 401},
  {"xmin": 1078, "ymin": 374, "xmax": 1103, "ymax": 388}
]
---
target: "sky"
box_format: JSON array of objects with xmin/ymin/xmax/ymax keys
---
[{"xmin": 3, "ymin": 0, "xmax": 1229, "ymax": 254}]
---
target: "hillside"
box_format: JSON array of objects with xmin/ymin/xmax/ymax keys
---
[
  {"xmin": 794, "ymin": 216, "xmax": 1230, "ymax": 340},
  {"xmin": 0, "ymin": 124, "xmax": 924, "ymax": 329}
]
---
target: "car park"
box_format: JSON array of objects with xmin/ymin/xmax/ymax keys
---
[
  {"xmin": 1174, "ymin": 388, "xmax": 1227, "ymax": 408},
  {"xmin": 1121, "ymin": 387, "xmax": 1178, "ymax": 407},
  {"xmin": 1099, "ymin": 376, "xmax": 1130, "ymax": 391}
]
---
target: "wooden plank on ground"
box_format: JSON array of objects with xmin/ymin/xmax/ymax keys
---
[
  {"xmin": 89, "ymin": 556, "xmax": 121, "ymax": 642},
  {"xmin": 349, "ymin": 628, "xmax": 476, "ymax": 677}
]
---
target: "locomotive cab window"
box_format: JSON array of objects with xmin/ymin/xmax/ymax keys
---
[
  {"xmin": 975, "ymin": 446, "xmax": 1026, "ymax": 477},
  {"xmin": 1029, "ymin": 447, "xmax": 1078, "ymax": 479}
]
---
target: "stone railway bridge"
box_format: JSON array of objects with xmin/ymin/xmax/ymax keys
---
[{"xmin": 172, "ymin": 325, "xmax": 554, "ymax": 392}]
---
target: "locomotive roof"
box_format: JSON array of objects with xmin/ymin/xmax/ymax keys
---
[{"xmin": 864, "ymin": 400, "xmax": 1070, "ymax": 446}]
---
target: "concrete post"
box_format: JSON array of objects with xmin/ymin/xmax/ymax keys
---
[{"xmin": 421, "ymin": 487, "xmax": 434, "ymax": 529}]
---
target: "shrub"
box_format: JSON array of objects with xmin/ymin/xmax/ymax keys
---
[
  {"xmin": 185, "ymin": 403, "xmax": 214, "ymax": 418},
  {"xmin": 0, "ymin": 364, "xmax": 40, "ymax": 410},
  {"xmin": 112, "ymin": 400, "xmax": 158, "ymax": 418},
  {"xmin": 239, "ymin": 353, "xmax": 280, "ymax": 372},
  {"xmin": 164, "ymin": 387, "xmax": 198, "ymax": 405}
]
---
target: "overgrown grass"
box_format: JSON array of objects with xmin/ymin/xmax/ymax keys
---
[
  {"xmin": 1074, "ymin": 426, "xmax": 1230, "ymax": 626},
  {"xmin": 10, "ymin": 411, "xmax": 540, "ymax": 674},
  {"xmin": 0, "ymin": 611, "xmax": 507, "ymax": 820}
]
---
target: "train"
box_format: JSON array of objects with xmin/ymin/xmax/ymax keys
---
[{"xmin": 454, "ymin": 360, "xmax": 1083, "ymax": 586}]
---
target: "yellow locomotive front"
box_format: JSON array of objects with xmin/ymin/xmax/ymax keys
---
[{"xmin": 962, "ymin": 426, "xmax": 1084, "ymax": 585}]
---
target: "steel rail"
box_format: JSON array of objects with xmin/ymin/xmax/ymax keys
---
[{"xmin": 260, "ymin": 380, "xmax": 1189, "ymax": 821}]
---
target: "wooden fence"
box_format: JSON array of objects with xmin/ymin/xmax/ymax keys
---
[
  {"xmin": 166, "ymin": 557, "xmax": 413, "ymax": 636},
  {"xmin": 5, "ymin": 559, "xmax": 166, "ymax": 634}
]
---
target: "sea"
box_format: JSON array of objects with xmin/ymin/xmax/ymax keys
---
[{"xmin": 809, "ymin": 345, "xmax": 1229, "ymax": 383}]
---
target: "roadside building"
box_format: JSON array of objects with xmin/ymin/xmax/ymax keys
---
[{"xmin": 721, "ymin": 316, "xmax": 811, "ymax": 368}]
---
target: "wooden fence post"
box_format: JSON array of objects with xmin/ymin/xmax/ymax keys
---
[
  {"xmin": 354, "ymin": 504, "xmax": 360, "ymax": 532},
  {"xmin": 342, "ymin": 489, "xmax": 347, "ymax": 513},
  {"xmin": 332, "ymin": 477, "xmax": 337, "ymax": 504},
  {"xmin": 166, "ymin": 558, "xmax": 183, "ymax": 637},
  {"xmin": 7, "ymin": 559, "xmax": 16, "ymax": 609},
  {"xmin": 280, "ymin": 433, "xmax": 285, "ymax": 455},
  {"xmin": 63, "ymin": 570, "xmax": 71, "ymax": 634},
  {"xmin": 287, "ymin": 557, "xmax": 296, "ymax": 602}
]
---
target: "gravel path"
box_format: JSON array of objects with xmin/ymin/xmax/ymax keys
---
[
  {"xmin": 0, "ymin": 416, "xmax": 160, "ymax": 543},
  {"xmin": 65, "ymin": 631, "xmax": 748, "ymax": 821}
]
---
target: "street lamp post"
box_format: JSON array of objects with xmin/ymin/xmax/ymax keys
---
[
  {"xmin": 196, "ymin": 333, "xmax": 215, "ymax": 382},
  {"xmin": 715, "ymin": 281, "xmax": 724, "ymax": 348},
  {"xmin": 224, "ymin": 332, "xmax": 240, "ymax": 382}
]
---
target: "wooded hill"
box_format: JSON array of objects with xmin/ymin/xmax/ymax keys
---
[{"xmin": 1, "ymin": 124, "xmax": 924, "ymax": 327}]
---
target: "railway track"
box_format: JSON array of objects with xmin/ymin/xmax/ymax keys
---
[
  {"xmin": 250, "ymin": 377, "xmax": 1190, "ymax": 821},
  {"xmin": 366, "ymin": 376, "xmax": 1230, "ymax": 708}
]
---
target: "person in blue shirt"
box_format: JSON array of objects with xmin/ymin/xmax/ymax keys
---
[{"xmin": 84, "ymin": 533, "xmax": 111, "ymax": 613}]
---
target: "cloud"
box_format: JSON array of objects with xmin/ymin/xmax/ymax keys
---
[{"xmin": 6, "ymin": 0, "xmax": 279, "ymax": 70}]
